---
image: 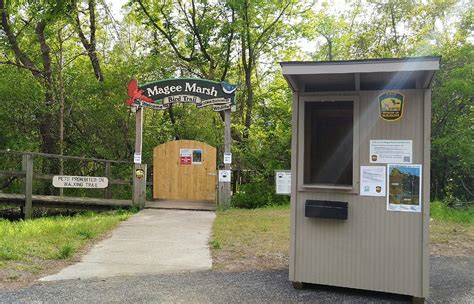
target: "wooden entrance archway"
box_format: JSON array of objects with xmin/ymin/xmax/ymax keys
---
[
  {"xmin": 128, "ymin": 78, "xmax": 236, "ymax": 208},
  {"xmin": 153, "ymin": 140, "xmax": 217, "ymax": 202}
]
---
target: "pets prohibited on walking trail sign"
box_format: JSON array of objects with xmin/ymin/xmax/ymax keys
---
[{"xmin": 53, "ymin": 175, "xmax": 108, "ymax": 188}]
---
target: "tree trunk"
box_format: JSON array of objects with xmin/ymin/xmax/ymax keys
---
[
  {"xmin": 327, "ymin": 39, "xmax": 333, "ymax": 60},
  {"xmin": 74, "ymin": 0, "xmax": 104, "ymax": 81},
  {"xmin": 244, "ymin": 69, "xmax": 253, "ymax": 131},
  {"xmin": 36, "ymin": 21, "xmax": 57, "ymax": 155}
]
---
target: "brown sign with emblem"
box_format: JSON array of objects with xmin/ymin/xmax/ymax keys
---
[{"xmin": 378, "ymin": 91, "xmax": 404, "ymax": 121}]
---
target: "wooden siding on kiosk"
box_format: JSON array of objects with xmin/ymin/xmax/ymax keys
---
[{"xmin": 290, "ymin": 89, "xmax": 430, "ymax": 298}]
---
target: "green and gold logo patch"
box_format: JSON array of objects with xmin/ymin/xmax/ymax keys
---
[{"xmin": 378, "ymin": 91, "xmax": 404, "ymax": 121}]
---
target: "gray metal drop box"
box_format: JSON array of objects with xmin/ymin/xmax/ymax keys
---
[{"xmin": 305, "ymin": 200, "xmax": 348, "ymax": 219}]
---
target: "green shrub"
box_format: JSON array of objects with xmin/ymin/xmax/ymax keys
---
[{"xmin": 232, "ymin": 176, "xmax": 289, "ymax": 209}]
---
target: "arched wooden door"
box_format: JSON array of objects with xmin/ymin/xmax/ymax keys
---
[{"xmin": 153, "ymin": 140, "xmax": 216, "ymax": 202}]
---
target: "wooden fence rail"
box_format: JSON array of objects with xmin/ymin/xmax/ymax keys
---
[{"xmin": 0, "ymin": 150, "xmax": 151, "ymax": 219}]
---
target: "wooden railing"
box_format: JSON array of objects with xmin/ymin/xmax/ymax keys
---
[{"xmin": 0, "ymin": 150, "xmax": 151, "ymax": 218}]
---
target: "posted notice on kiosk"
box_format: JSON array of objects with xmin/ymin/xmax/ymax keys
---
[
  {"xmin": 370, "ymin": 140, "xmax": 412, "ymax": 164},
  {"xmin": 360, "ymin": 166, "xmax": 386, "ymax": 196}
]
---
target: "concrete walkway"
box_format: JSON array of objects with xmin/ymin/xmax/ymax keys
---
[
  {"xmin": 146, "ymin": 200, "xmax": 216, "ymax": 211},
  {"xmin": 41, "ymin": 209, "xmax": 216, "ymax": 281}
]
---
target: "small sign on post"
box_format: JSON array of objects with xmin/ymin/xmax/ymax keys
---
[
  {"xmin": 275, "ymin": 170, "xmax": 291, "ymax": 195},
  {"xmin": 134, "ymin": 153, "xmax": 142, "ymax": 164},
  {"xmin": 223, "ymin": 152, "xmax": 232, "ymax": 164},
  {"xmin": 135, "ymin": 168, "xmax": 145, "ymax": 179},
  {"xmin": 53, "ymin": 176, "xmax": 108, "ymax": 189},
  {"xmin": 219, "ymin": 170, "xmax": 231, "ymax": 183}
]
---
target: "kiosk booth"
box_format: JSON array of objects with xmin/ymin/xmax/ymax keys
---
[{"xmin": 281, "ymin": 57, "xmax": 440, "ymax": 300}]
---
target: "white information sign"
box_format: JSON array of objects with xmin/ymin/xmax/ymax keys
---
[
  {"xmin": 275, "ymin": 171, "xmax": 291, "ymax": 195},
  {"xmin": 223, "ymin": 152, "xmax": 232, "ymax": 164},
  {"xmin": 133, "ymin": 153, "xmax": 142, "ymax": 164},
  {"xmin": 360, "ymin": 166, "xmax": 386, "ymax": 196},
  {"xmin": 180, "ymin": 149, "xmax": 192, "ymax": 157},
  {"xmin": 219, "ymin": 170, "xmax": 231, "ymax": 183},
  {"xmin": 370, "ymin": 140, "xmax": 412, "ymax": 164},
  {"xmin": 53, "ymin": 176, "xmax": 108, "ymax": 189}
]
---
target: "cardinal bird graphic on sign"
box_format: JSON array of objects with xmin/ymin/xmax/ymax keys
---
[{"xmin": 126, "ymin": 79, "xmax": 154, "ymax": 106}]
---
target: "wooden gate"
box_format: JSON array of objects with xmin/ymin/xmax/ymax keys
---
[{"xmin": 153, "ymin": 140, "xmax": 216, "ymax": 202}]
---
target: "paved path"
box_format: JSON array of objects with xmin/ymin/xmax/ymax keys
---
[
  {"xmin": 146, "ymin": 200, "xmax": 216, "ymax": 211},
  {"xmin": 1, "ymin": 256, "xmax": 472, "ymax": 303},
  {"xmin": 41, "ymin": 209, "xmax": 215, "ymax": 281}
]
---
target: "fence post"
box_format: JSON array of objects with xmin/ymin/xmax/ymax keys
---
[
  {"xmin": 21, "ymin": 153, "xmax": 33, "ymax": 219},
  {"xmin": 104, "ymin": 161, "xmax": 112, "ymax": 199},
  {"xmin": 59, "ymin": 155, "xmax": 64, "ymax": 197},
  {"xmin": 132, "ymin": 164, "xmax": 147, "ymax": 209}
]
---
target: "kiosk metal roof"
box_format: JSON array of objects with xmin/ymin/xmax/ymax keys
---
[{"xmin": 280, "ymin": 56, "xmax": 441, "ymax": 92}]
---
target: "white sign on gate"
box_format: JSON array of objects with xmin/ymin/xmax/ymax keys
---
[{"xmin": 53, "ymin": 176, "xmax": 109, "ymax": 189}]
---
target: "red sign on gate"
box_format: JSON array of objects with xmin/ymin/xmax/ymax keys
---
[
  {"xmin": 180, "ymin": 149, "xmax": 192, "ymax": 165},
  {"xmin": 180, "ymin": 156, "xmax": 192, "ymax": 165}
]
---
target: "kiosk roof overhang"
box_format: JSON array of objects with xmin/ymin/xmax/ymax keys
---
[{"xmin": 280, "ymin": 56, "xmax": 440, "ymax": 92}]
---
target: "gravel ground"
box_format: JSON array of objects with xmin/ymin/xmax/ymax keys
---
[{"xmin": 0, "ymin": 256, "xmax": 472, "ymax": 304}]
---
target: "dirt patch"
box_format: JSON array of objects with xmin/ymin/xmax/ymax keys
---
[
  {"xmin": 430, "ymin": 219, "xmax": 474, "ymax": 257},
  {"xmin": 0, "ymin": 230, "xmax": 114, "ymax": 290},
  {"xmin": 213, "ymin": 249, "xmax": 289, "ymax": 272}
]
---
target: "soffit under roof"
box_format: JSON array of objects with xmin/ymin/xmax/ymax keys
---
[{"xmin": 280, "ymin": 56, "xmax": 440, "ymax": 92}]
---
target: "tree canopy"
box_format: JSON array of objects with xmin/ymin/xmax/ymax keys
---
[{"xmin": 0, "ymin": 0, "xmax": 472, "ymax": 204}]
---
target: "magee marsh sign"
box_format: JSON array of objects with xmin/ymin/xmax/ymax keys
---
[
  {"xmin": 52, "ymin": 175, "xmax": 109, "ymax": 189},
  {"xmin": 127, "ymin": 78, "xmax": 237, "ymax": 112}
]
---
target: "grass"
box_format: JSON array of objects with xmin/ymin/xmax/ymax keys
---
[
  {"xmin": 210, "ymin": 204, "xmax": 290, "ymax": 271},
  {"xmin": 211, "ymin": 202, "xmax": 474, "ymax": 271},
  {"xmin": 0, "ymin": 210, "xmax": 133, "ymax": 280},
  {"xmin": 430, "ymin": 201, "xmax": 473, "ymax": 256},
  {"xmin": 430, "ymin": 201, "xmax": 474, "ymax": 224}
]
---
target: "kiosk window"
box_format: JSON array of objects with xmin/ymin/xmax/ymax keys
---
[{"xmin": 304, "ymin": 101, "xmax": 353, "ymax": 186}]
